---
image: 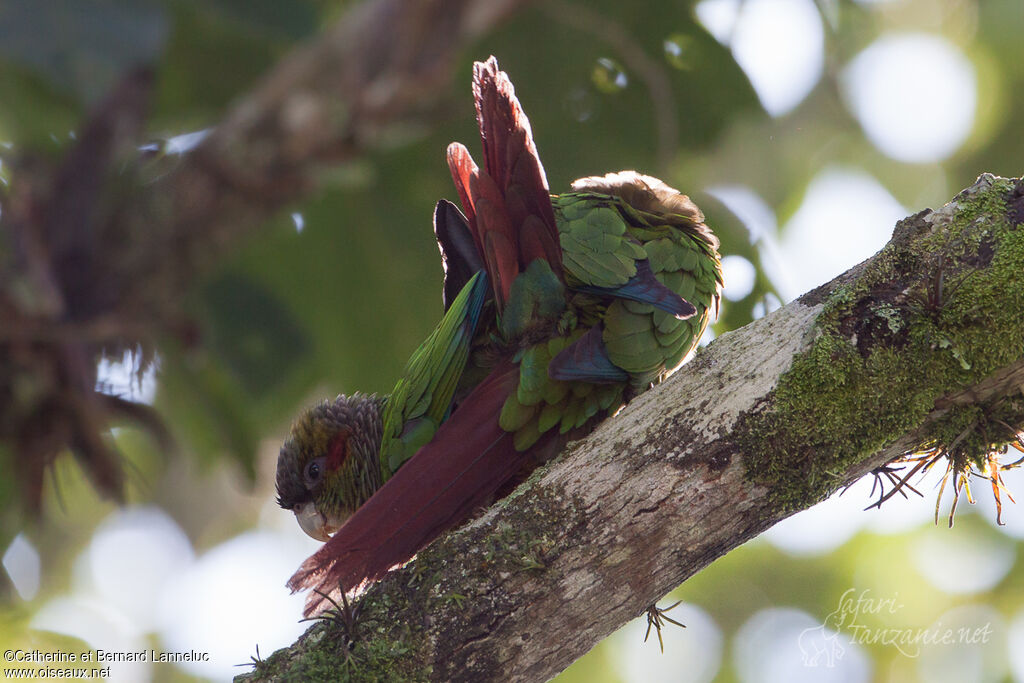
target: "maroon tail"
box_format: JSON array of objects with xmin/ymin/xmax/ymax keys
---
[
  {"xmin": 290, "ymin": 364, "xmax": 529, "ymax": 615},
  {"xmin": 447, "ymin": 57, "xmax": 563, "ymax": 311}
]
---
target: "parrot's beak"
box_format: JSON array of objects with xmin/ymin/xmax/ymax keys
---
[{"xmin": 293, "ymin": 502, "xmax": 343, "ymax": 542}]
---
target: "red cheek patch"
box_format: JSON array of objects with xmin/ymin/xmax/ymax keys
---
[{"xmin": 326, "ymin": 429, "xmax": 351, "ymax": 471}]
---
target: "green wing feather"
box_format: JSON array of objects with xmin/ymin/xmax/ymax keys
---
[
  {"xmin": 498, "ymin": 325, "xmax": 627, "ymax": 450},
  {"xmin": 554, "ymin": 174, "xmax": 724, "ymax": 388},
  {"xmin": 380, "ymin": 272, "xmax": 489, "ymax": 476},
  {"xmin": 555, "ymin": 194, "xmax": 645, "ymax": 289}
]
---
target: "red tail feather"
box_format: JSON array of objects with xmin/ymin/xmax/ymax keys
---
[
  {"xmin": 291, "ymin": 364, "xmax": 535, "ymax": 615},
  {"xmin": 473, "ymin": 59, "xmax": 561, "ymax": 276},
  {"xmin": 447, "ymin": 57, "xmax": 563, "ymax": 312},
  {"xmin": 445, "ymin": 143, "xmax": 480, "ymax": 245}
]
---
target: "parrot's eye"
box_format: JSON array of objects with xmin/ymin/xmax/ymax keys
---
[{"xmin": 304, "ymin": 456, "xmax": 327, "ymax": 489}]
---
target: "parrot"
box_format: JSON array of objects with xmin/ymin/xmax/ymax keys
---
[{"xmin": 276, "ymin": 57, "xmax": 723, "ymax": 615}]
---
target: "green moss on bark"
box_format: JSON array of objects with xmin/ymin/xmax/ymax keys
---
[
  {"xmin": 237, "ymin": 475, "xmax": 581, "ymax": 683},
  {"xmin": 236, "ymin": 575, "xmax": 433, "ymax": 683},
  {"xmin": 735, "ymin": 175, "xmax": 1024, "ymax": 511}
]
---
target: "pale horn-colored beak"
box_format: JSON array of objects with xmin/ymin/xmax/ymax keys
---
[{"xmin": 293, "ymin": 502, "xmax": 343, "ymax": 542}]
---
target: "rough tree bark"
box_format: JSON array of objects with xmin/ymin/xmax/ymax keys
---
[{"xmin": 237, "ymin": 174, "xmax": 1024, "ymax": 682}]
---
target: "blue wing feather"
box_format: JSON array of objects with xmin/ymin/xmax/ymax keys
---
[
  {"xmin": 576, "ymin": 259, "xmax": 696, "ymax": 320},
  {"xmin": 548, "ymin": 324, "xmax": 629, "ymax": 383}
]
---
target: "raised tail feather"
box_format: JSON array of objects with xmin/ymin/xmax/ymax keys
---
[{"xmin": 447, "ymin": 57, "xmax": 563, "ymax": 312}]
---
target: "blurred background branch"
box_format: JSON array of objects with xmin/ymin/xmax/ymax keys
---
[{"xmin": 0, "ymin": 0, "xmax": 527, "ymax": 516}]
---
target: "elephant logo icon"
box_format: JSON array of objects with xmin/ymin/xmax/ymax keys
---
[
  {"xmin": 798, "ymin": 606, "xmax": 847, "ymax": 667},
  {"xmin": 798, "ymin": 623, "xmax": 846, "ymax": 667}
]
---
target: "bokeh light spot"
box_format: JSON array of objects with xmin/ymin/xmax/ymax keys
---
[
  {"xmin": 88, "ymin": 506, "xmax": 194, "ymax": 632},
  {"xmin": 912, "ymin": 524, "xmax": 1015, "ymax": 595},
  {"xmin": 164, "ymin": 129, "xmax": 209, "ymax": 155},
  {"xmin": 733, "ymin": 608, "xmax": 871, "ymax": 683},
  {"xmin": 780, "ymin": 167, "xmax": 907, "ymax": 296},
  {"xmin": 3, "ymin": 533, "xmax": 40, "ymax": 601},
  {"xmin": 765, "ymin": 488, "xmax": 867, "ymax": 556},
  {"xmin": 95, "ymin": 350, "xmax": 158, "ymax": 404},
  {"xmin": 158, "ymin": 531, "xmax": 315, "ymax": 679},
  {"xmin": 843, "ymin": 34, "xmax": 976, "ymax": 163},
  {"xmin": 915, "ymin": 605, "xmax": 1005, "ymax": 682},
  {"xmin": 707, "ymin": 185, "xmax": 798, "ymax": 301},
  {"xmin": 664, "ymin": 34, "xmax": 695, "ymax": 70},
  {"xmin": 32, "ymin": 596, "xmax": 149, "ymax": 682},
  {"xmin": 592, "ymin": 58, "xmax": 628, "ymax": 93},
  {"xmin": 697, "ymin": 0, "xmax": 824, "ymax": 116},
  {"xmin": 1006, "ymin": 609, "xmax": 1024, "ymax": 681},
  {"xmin": 564, "ymin": 87, "xmax": 595, "ymax": 123},
  {"xmin": 694, "ymin": 0, "xmax": 739, "ymax": 44},
  {"xmin": 721, "ymin": 255, "xmax": 756, "ymax": 301}
]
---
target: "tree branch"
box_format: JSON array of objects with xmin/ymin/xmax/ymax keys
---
[{"xmin": 240, "ymin": 174, "xmax": 1024, "ymax": 682}]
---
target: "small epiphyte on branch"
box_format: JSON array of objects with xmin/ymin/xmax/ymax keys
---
[
  {"xmin": 644, "ymin": 600, "xmax": 686, "ymax": 654},
  {"xmin": 863, "ymin": 409, "xmax": 1024, "ymax": 528}
]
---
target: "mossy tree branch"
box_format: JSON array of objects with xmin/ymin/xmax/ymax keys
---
[{"xmin": 240, "ymin": 174, "xmax": 1024, "ymax": 682}]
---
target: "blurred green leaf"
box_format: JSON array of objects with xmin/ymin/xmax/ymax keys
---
[
  {"xmin": 200, "ymin": 271, "xmax": 312, "ymax": 397},
  {"xmin": 191, "ymin": 0, "xmax": 321, "ymax": 40}
]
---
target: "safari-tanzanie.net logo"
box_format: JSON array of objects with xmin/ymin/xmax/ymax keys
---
[{"xmin": 798, "ymin": 588, "xmax": 994, "ymax": 667}]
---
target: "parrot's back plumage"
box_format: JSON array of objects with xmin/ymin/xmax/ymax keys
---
[{"xmin": 288, "ymin": 58, "xmax": 722, "ymax": 614}]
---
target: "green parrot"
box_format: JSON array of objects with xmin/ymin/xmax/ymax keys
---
[{"xmin": 277, "ymin": 57, "xmax": 722, "ymax": 614}]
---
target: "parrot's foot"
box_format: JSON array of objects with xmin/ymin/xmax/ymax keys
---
[{"xmin": 643, "ymin": 600, "xmax": 686, "ymax": 653}]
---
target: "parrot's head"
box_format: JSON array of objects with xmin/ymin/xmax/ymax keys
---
[{"xmin": 276, "ymin": 393, "xmax": 386, "ymax": 542}]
